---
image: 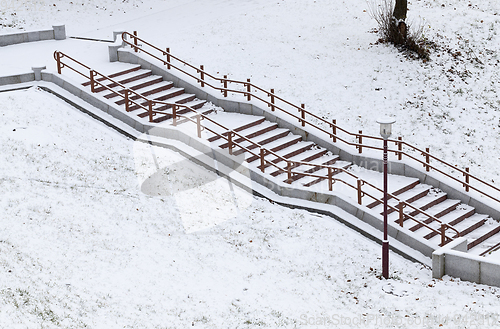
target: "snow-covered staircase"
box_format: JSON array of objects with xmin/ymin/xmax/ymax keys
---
[
  {"xmin": 82, "ymin": 64, "xmax": 208, "ymax": 123},
  {"xmin": 78, "ymin": 62, "xmax": 500, "ymax": 260}
]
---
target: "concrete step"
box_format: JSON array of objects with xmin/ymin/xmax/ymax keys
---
[
  {"xmin": 92, "ymin": 69, "xmax": 153, "ymax": 93},
  {"xmin": 298, "ymin": 161, "xmax": 352, "ymax": 187},
  {"xmin": 247, "ymin": 141, "xmax": 315, "ymax": 164},
  {"xmin": 127, "ymin": 87, "xmax": 185, "ymax": 111},
  {"xmin": 370, "ymin": 184, "xmax": 432, "ymax": 215},
  {"xmin": 271, "ymin": 153, "xmax": 340, "ymax": 178},
  {"xmin": 82, "ymin": 64, "xmax": 142, "ymax": 87},
  {"xmin": 466, "ymin": 221, "xmax": 500, "ymax": 250},
  {"xmin": 207, "ymin": 116, "xmax": 266, "ymax": 143},
  {"xmin": 115, "ymin": 80, "xmax": 174, "ymax": 105},
  {"xmin": 102, "ymin": 75, "xmax": 165, "ymax": 99},
  {"xmin": 366, "ymin": 180, "xmax": 420, "ymax": 209},
  {"xmin": 149, "ymin": 103, "xmax": 214, "ymax": 124},
  {"xmin": 419, "ymin": 205, "xmax": 475, "ymax": 240},
  {"xmin": 219, "ymin": 122, "xmax": 279, "ymax": 149},
  {"xmin": 136, "ymin": 99, "xmax": 206, "ymax": 119},
  {"xmin": 232, "ymin": 128, "xmax": 290, "ymax": 156}
]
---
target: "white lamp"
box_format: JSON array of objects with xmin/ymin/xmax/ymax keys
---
[{"xmin": 377, "ymin": 117, "xmax": 396, "ymax": 139}]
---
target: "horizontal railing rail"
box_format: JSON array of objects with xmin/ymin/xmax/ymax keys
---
[
  {"xmin": 53, "ymin": 48, "xmax": 459, "ymax": 247},
  {"xmin": 122, "ymin": 31, "xmax": 500, "ymax": 208}
]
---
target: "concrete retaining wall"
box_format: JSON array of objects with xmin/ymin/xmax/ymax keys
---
[
  {"xmin": 0, "ymin": 24, "xmax": 66, "ymax": 47},
  {"xmin": 433, "ymin": 238, "xmax": 500, "ymax": 287}
]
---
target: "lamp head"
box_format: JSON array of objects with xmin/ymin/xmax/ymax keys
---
[{"xmin": 376, "ymin": 117, "xmax": 396, "ymax": 139}]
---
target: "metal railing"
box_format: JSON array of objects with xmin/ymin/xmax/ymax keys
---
[
  {"xmin": 121, "ymin": 31, "xmax": 500, "ymax": 208},
  {"xmin": 53, "ymin": 49, "xmax": 459, "ymax": 246}
]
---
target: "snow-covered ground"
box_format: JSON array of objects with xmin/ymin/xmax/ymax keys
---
[
  {"xmin": 1, "ymin": 87, "xmax": 500, "ymax": 328},
  {"xmin": 1, "ymin": 0, "xmax": 500, "ymax": 328}
]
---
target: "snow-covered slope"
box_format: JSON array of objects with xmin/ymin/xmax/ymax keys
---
[{"xmin": 0, "ymin": 85, "xmax": 499, "ymax": 329}]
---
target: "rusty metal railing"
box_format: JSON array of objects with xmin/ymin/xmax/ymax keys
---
[
  {"xmin": 53, "ymin": 49, "xmax": 459, "ymax": 247},
  {"xmin": 121, "ymin": 31, "xmax": 500, "ymax": 208}
]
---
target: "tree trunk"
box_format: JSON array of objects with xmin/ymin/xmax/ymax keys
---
[
  {"xmin": 393, "ymin": 0, "xmax": 407, "ymax": 21},
  {"xmin": 393, "ymin": 0, "xmax": 408, "ymax": 41}
]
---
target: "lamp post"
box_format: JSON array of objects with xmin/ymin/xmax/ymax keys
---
[{"xmin": 376, "ymin": 117, "xmax": 396, "ymax": 279}]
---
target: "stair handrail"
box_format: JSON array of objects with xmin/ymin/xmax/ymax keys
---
[
  {"xmin": 53, "ymin": 49, "xmax": 458, "ymax": 246},
  {"xmin": 54, "ymin": 51, "xmax": 156, "ymax": 117},
  {"xmin": 161, "ymin": 103, "xmax": 461, "ymax": 246},
  {"xmin": 174, "ymin": 111, "xmax": 456, "ymax": 245},
  {"xmin": 121, "ymin": 31, "xmax": 500, "ymax": 208},
  {"xmin": 286, "ymin": 159, "xmax": 460, "ymax": 239}
]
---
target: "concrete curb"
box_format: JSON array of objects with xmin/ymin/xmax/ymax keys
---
[
  {"xmin": 433, "ymin": 238, "xmax": 500, "ymax": 287},
  {"xmin": 0, "ymin": 25, "xmax": 66, "ymax": 47}
]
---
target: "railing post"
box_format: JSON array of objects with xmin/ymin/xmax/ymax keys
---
[
  {"xmin": 133, "ymin": 31, "xmax": 138, "ymax": 52},
  {"xmin": 425, "ymin": 147, "xmax": 430, "ymax": 172},
  {"xmin": 300, "ymin": 104, "xmax": 306, "ymax": 127},
  {"xmin": 270, "ymin": 89, "xmax": 275, "ymax": 111},
  {"xmin": 148, "ymin": 100, "xmax": 154, "ymax": 122},
  {"xmin": 55, "ymin": 51, "xmax": 62, "ymax": 74},
  {"xmin": 358, "ymin": 130, "xmax": 363, "ymax": 154},
  {"xmin": 357, "ymin": 179, "xmax": 362, "ymax": 205},
  {"xmin": 398, "ymin": 202, "xmax": 404, "ymax": 227},
  {"xmin": 172, "ymin": 104, "xmax": 177, "ymax": 126},
  {"xmin": 398, "ymin": 136, "xmax": 403, "ymax": 160},
  {"xmin": 197, "ymin": 115, "xmax": 201, "ymax": 138},
  {"xmin": 223, "ymin": 75, "xmax": 228, "ymax": 97},
  {"xmin": 287, "ymin": 161, "xmax": 292, "ymax": 184},
  {"xmin": 440, "ymin": 224, "xmax": 446, "ymax": 246},
  {"xmin": 332, "ymin": 119, "xmax": 337, "ymax": 143},
  {"xmin": 166, "ymin": 48, "xmax": 171, "ymax": 69},
  {"xmin": 328, "ymin": 167, "xmax": 333, "ymax": 191},
  {"xmin": 199, "ymin": 65, "xmax": 204, "ymax": 87},
  {"xmin": 246, "ymin": 78, "xmax": 251, "ymax": 101},
  {"xmin": 228, "ymin": 131, "xmax": 233, "ymax": 155},
  {"xmin": 90, "ymin": 70, "xmax": 96, "ymax": 93},
  {"xmin": 260, "ymin": 148, "xmax": 266, "ymax": 173},
  {"xmin": 465, "ymin": 167, "xmax": 470, "ymax": 192},
  {"xmin": 124, "ymin": 89, "xmax": 130, "ymax": 112}
]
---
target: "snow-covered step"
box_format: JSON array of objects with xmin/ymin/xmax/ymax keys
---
[
  {"xmin": 420, "ymin": 205, "xmax": 475, "ymax": 240},
  {"xmin": 465, "ymin": 220, "xmax": 500, "ymax": 250},
  {"xmin": 205, "ymin": 114, "xmax": 266, "ymax": 142},
  {"xmin": 259, "ymin": 147, "xmax": 328, "ymax": 172},
  {"xmin": 297, "ymin": 161, "xmax": 353, "ymax": 187},
  {"xmin": 247, "ymin": 141, "xmax": 315, "ymax": 164},
  {"xmin": 240, "ymin": 134, "xmax": 301, "ymax": 161},
  {"xmin": 370, "ymin": 184, "xmax": 432, "ymax": 215},
  {"xmin": 261, "ymin": 153, "xmax": 339, "ymax": 177},
  {"xmin": 390, "ymin": 199, "xmax": 459, "ymax": 232},
  {"xmin": 127, "ymin": 87, "xmax": 185, "ymax": 111},
  {"xmin": 452, "ymin": 214, "xmax": 490, "ymax": 236},
  {"xmin": 470, "ymin": 234, "xmax": 500, "ymax": 259},
  {"xmin": 92, "ymin": 69, "xmax": 153, "ymax": 93},
  {"xmin": 103, "ymin": 75, "xmax": 165, "ymax": 99},
  {"xmin": 82, "ymin": 64, "xmax": 142, "ymax": 87},
  {"xmin": 220, "ymin": 122, "xmax": 280, "ymax": 149},
  {"xmin": 137, "ymin": 99, "xmax": 208, "ymax": 121},
  {"xmin": 366, "ymin": 180, "xmax": 420, "ymax": 209},
  {"xmin": 273, "ymin": 153, "xmax": 340, "ymax": 177},
  {"xmin": 114, "ymin": 80, "xmax": 174, "ymax": 105},
  {"xmin": 232, "ymin": 128, "xmax": 290, "ymax": 156}
]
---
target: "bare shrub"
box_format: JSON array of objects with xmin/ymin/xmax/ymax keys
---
[{"xmin": 368, "ymin": 0, "xmax": 432, "ymax": 60}]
